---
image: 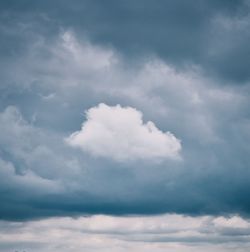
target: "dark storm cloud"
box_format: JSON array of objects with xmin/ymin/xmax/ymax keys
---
[
  {"xmin": 0, "ymin": 0, "xmax": 250, "ymax": 221},
  {"xmin": 1, "ymin": 0, "xmax": 249, "ymax": 82}
]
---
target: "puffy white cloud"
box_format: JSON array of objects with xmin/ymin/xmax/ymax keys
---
[{"xmin": 66, "ymin": 103, "xmax": 181, "ymax": 161}]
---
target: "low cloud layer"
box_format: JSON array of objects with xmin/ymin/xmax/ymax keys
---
[
  {"xmin": 66, "ymin": 103, "xmax": 181, "ymax": 161},
  {"xmin": 1, "ymin": 214, "xmax": 250, "ymax": 252}
]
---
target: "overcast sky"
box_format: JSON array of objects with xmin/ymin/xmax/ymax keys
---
[{"xmin": 1, "ymin": 1, "xmax": 250, "ymax": 251}]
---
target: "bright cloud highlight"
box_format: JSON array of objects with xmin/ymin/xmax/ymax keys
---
[{"xmin": 66, "ymin": 103, "xmax": 181, "ymax": 161}]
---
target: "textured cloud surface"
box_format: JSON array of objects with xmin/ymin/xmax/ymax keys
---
[
  {"xmin": 1, "ymin": 214, "xmax": 250, "ymax": 252},
  {"xmin": 67, "ymin": 103, "xmax": 181, "ymax": 161},
  {"xmin": 1, "ymin": 1, "xmax": 250, "ymax": 251},
  {"xmin": 0, "ymin": 29, "xmax": 249, "ymax": 221}
]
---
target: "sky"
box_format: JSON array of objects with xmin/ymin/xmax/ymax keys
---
[{"xmin": 0, "ymin": 0, "xmax": 250, "ymax": 251}]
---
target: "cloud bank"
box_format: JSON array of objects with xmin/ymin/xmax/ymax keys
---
[
  {"xmin": 66, "ymin": 103, "xmax": 181, "ymax": 161},
  {"xmin": 0, "ymin": 29, "xmax": 249, "ymax": 221},
  {"xmin": 0, "ymin": 5, "xmax": 250, "ymax": 224},
  {"xmin": 1, "ymin": 214, "xmax": 250, "ymax": 252}
]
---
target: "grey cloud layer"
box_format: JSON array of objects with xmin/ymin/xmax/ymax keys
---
[
  {"xmin": 1, "ymin": 214, "xmax": 250, "ymax": 252},
  {"xmin": 1, "ymin": 0, "xmax": 250, "ymax": 82},
  {"xmin": 0, "ymin": 22, "xmax": 250, "ymax": 221}
]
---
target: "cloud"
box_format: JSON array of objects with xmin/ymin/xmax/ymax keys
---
[
  {"xmin": 0, "ymin": 6, "xmax": 250, "ymax": 252},
  {"xmin": 66, "ymin": 103, "xmax": 181, "ymax": 161},
  {"xmin": 0, "ymin": 23, "xmax": 250, "ymax": 220},
  {"xmin": 1, "ymin": 214, "xmax": 250, "ymax": 252},
  {"xmin": 1, "ymin": 0, "xmax": 247, "ymax": 82}
]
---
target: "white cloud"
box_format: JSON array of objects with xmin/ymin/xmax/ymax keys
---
[
  {"xmin": 66, "ymin": 103, "xmax": 181, "ymax": 161},
  {"xmin": 213, "ymin": 216, "xmax": 249, "ymax": 229},
  {"xmin": 1, "ymin": 214, "xmax": 250, "ymax": 252}
]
